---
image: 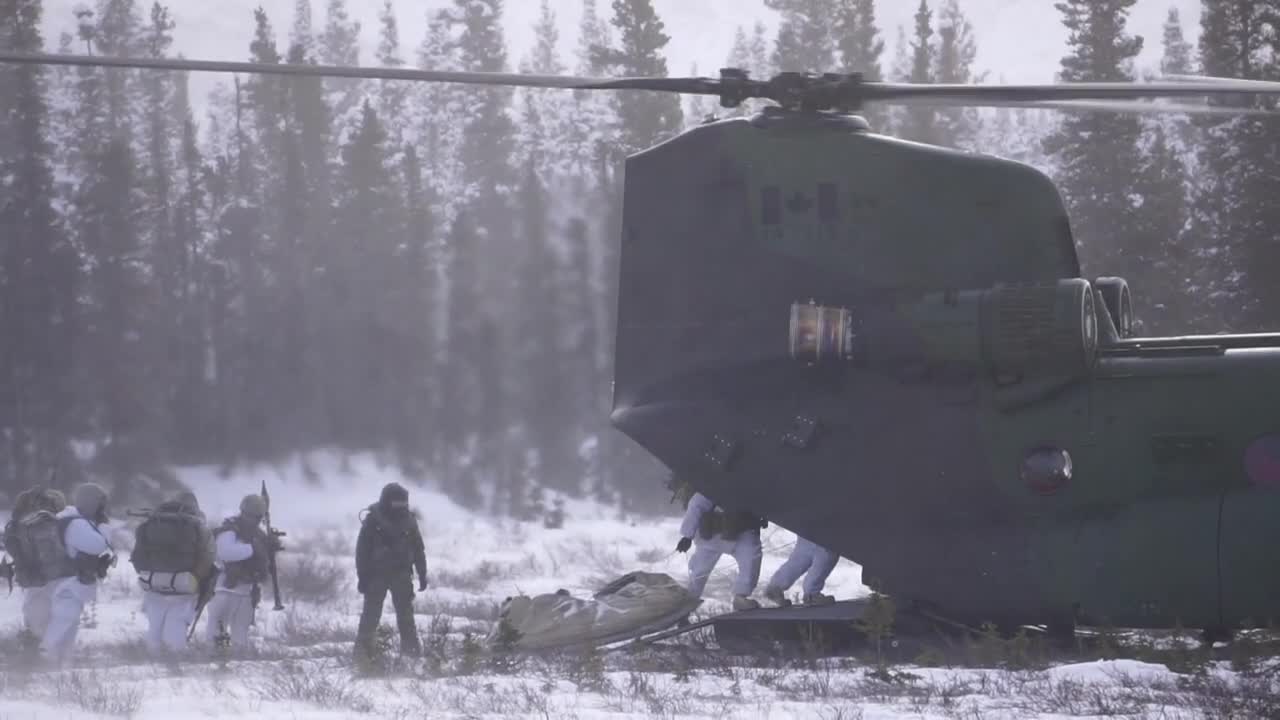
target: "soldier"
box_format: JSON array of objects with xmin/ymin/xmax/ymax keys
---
[
  {"xmin": 763, "ymin": 536, "xmax": 840, "ymax": 607},
  {"xmin": 132, "ymin": 491, "xmax": 215, "ymax": 655},
  {"xmin": 205, "ymin": 494, "xmax": 279, "ymax": 650},
  {"xmin": 42, "ymin": 483, "xmax": 116, "ymax": 667},
  {"xmin": 675, "ymin": 492, "xmax": 764, "ymax": 611},
  {"xmin": 2, "ymin": 486, "xmax": 68, "ymax": 638},
  {"xmin": 354, "ymin": 482, "xmax": 428, "ymax": 659}
]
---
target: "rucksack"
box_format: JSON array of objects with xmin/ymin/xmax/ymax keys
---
[
  {"xmin": 360, "ymin": 506, "xmax": 418, "ymax": 573},
  {"xmin": 130, "ymin": 503, "xmax": 205, "ymax": 575},
  {"xmin": 3, "ymin": 510, "xmax": 75, "ymax": 587}
]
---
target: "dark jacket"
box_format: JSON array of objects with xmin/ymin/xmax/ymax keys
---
[{"xmin": 355, "ymin": 504, "xmax": 426, "ymax": 585}]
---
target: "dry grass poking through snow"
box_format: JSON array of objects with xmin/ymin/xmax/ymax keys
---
[{"xmin": 3, "ymin": 454, "xmax": 1278, "ymax": 719}]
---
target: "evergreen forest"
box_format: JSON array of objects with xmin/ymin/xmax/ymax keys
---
[{"xmin": 1, "ymin": 0, "xmax": 1277, "ymax": 515}]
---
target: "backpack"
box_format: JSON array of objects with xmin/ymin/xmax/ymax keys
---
[
  {"xmin": 130, "ymin": 502, "xmax": 205, "ymax": 575},
  {"xmin": 360, "ymin": 506, "xmax": 418, "ymax": 573},
  {"xmin": 3, "ymin": 510, "xmax": 75, "ymax": 587}
]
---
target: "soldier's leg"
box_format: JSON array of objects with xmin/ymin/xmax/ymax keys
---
[
  {"xmin": 40, "ymin": 583, "xmax": 85, "ymax": 667},
  {"xmin": 355, "ymin": 582, "xmax": 389, "ymax": 655},
  {"xmin": 731, "ymin": 532, "xmax": 764, "ymax": 597},
  {"xmin": 225, "ymin": 593, "xmax": 254, "ymax": 648},
  {"xmin": 163, "ymin": 595, "xmax": 198, "ymax": 652},
  {"xmin": 767, "ymin": 538, "xmax": 815, "ymax": 594},
  {"xmin": 802, "ymin": 544, "xmax": 840, "ymax": 597},
  {"xmin": 142, "ymin": 591, "xmax": 167, "ymax": 655},
  {"xmin": 389, "ymin": 576, "xmax": 420, "ymax": 655},
  {"xmin": 686, "ymin": 540, "xmax": 724, "ymax": 598},
  {"xmin": 205, "ymin": 591, "xmax": 231, "ymax": 643},
  {"xmin": 22, "ymin": 583, "xmax": 55, "ymax": 637}
]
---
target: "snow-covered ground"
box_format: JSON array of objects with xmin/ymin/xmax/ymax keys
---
[{"xmin": 1, "ymin": 451, "xmax": 1277, "ymax": 719}]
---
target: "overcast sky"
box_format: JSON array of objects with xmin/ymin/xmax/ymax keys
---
[{"xmin": 44, "ymin": 0, "xmax": 1203, "ymax": 108}]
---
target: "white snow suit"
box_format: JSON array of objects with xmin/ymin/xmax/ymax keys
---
[
  {"xmin": 22, "ymin": 582, "xmax": 56, "ymax": 637},
  {"xmin": 680, "ymin": 493, "xmax": 762, "ymax": 598},
  {"xmin": 40, "ymin": 508, "xmax": 111, "ymax": 667},
  {"xmin": 205, "ymin": 526, "xmax": 256, "ymax": 648},
  {"xmin": 767, "ymin": 537, "xmax": 839, "ymax": 596},
  {"xmin": 143, "ymin": 592, "xmax": 199, "ymax": 655}
]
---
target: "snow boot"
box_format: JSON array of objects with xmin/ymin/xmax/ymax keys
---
[
  {"xmin": 802, "ymin": 592, "xmax": 835, "ymax": 606},
  {"xmin": 732, "ymin": 595, "xmax": 760, "ymax": 611},
  {"xmin": 763, "ymin": 586, "xmax": 792, "ymax": 608}
]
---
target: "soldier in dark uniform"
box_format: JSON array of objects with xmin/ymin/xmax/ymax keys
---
[{"xmin": 354, "ymin": 482, "xmax": 427, "ymax": 658}]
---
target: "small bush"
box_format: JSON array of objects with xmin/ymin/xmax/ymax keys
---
[
  {"xmin": 52, "ymin": 671, "xmax": 143, "ymax": 717},
  {"xmin": 277, "ymin": 607, "xmax": 356, "ymax": 647},
  {"xmin": 252, "ymin": 660, "xmax": 373, "ymax": 713},
  {"xmin": 431, "ymin": 561, "xmax": 507, "ymax": 593},
  {"xmin": 278, "ymin": 553, "xmax": 349, "ymax": 604}
]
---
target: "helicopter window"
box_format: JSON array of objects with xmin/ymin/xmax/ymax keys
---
[
  {"xmin": 1243, "ymin": 435, "xmax": 1280, "ymax": 489},
  {"xmin": 761, "ymin": 186, "xmax": 782, "ymax": 225},
  {"xmin": 1022, "ymin": 447, "xmax": 1073, "ymax": 495}
]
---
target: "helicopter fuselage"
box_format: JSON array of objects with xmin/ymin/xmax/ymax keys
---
[{"xmin": 610, "ymin": 110, "xmax": 1280, "ymax": 631}]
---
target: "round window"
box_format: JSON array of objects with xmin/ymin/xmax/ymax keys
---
[
  {"xmin": 1243, "ymin": 434, "xmax": 1280, "ymax": 489},
  {"xmin": 1022, "ymin": 447, "xmax": 1072, "ymax": 495}
]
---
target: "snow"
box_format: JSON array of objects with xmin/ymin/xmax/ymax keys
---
[{"xmin": 2, "ymin": 451, "xmax": 1275, "ymax": 719}]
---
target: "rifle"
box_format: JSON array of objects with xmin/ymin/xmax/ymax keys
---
[
  {"xmin": 260, "ymin": 479, "xmax": 285, "ymax": 611},
  {"xmin": 187, "ymin": 566, "xmax": 220, "ymax": 641}
]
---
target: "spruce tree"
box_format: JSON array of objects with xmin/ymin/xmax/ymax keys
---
[
  {"xmin": 513, "ymin": 159, "xmax": 573, "ymax": 497},
  {"xmin": 1042, "ymin": 0, "xmax": 1147, "ymax": 301},
  {"xmin": 0, "ymin": 0, "xmax": 82, "ymax": 492},
  {"xmin": 1131, "ymin": 125, "xmax": 1190, "ymax": 334},
  {"xmin": 95, "ymin": 0, "xmax": 143, "ymax": 139},
  {"xmin": 413, "ymin": 8, "xmax": 465, "ymax": 215},
  {"xmin": 899, "ymin": 0, "xmax": 938, "ymax": 144},
  {"xmin": 835, "ymin": 0, "xmax": 886, "ymax": 129},
  {"xmin": 168, "ymin": 69, "xmax": 211, "ymax": 458},
  {"xmin": 328, "ymin": 101, "xmax": 402, "ymax": 448},
  {"xmin": 606, "ymin": 0, "xmax": 683, "ymax": 156},
  {"xmin": 1190, "ymin": 0, "xmax": 1280, "ymax": 329},
  {"xmin": 518, "ymin": 0, "xmax": 572, "ymax": 179},
  {"xmin": 141, "ymin": 2, "xmax": 182, "ymax": 449},
  {"xmin": 567, "ymin": 0, "xmax": 615, "ymax": 180},
  {"xmin": 290, "ymin": 0, "xmax": 314, "ymax": 59},
  {"xmin": 319, "ymin": 0, "xmax": 362, "ymax": 128},
  {"xmin": 448, "ymin": 0, "xmax": 517, "ymax": 437},
  {"xmin": 767, "ymin": 0, "xmax": 838, "ymax": 72},
  {"xmin": 933, "ymin": 0, "xmax": 980, "ymax": 148},
  {"xmin": 396, "ymin": 144, "xmax": 439, "ymax": 469},
  {"xmin": 375, "ymin": 0, "xmax": 407, "ymax": 143}
]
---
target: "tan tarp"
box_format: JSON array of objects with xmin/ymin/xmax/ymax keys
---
[{"xmin": 489, "ymin": 571, "xmax": 701, "ymax": 651}]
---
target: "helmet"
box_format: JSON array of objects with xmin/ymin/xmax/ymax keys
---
[
  {"xmin": 379, "ymin": 482, "xmax": 410, "ymax": 513},
  {"xmin": 174, "ymin": 491, "xmax": 200, "ymax": 511},
  {"xmin": 239, "ymin": 493, "xmax": 267, "ymax": 519},
  {"xmin": 43, "ymin": 488, "xmax": 68, "ymax": 512},
  {"xmin": 73, "ymin": 483, "xmax": 109, "ymax": 519}
]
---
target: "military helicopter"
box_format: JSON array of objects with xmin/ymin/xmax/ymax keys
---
[{"xmin": 4, "ymin": 49, "xmax": 1280, "ymax": 645}]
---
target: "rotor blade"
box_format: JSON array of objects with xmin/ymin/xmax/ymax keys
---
[
  {"xmin": 886, "ymin": 95, "xmax": 1280, "ymax": 116},
  {"xmin": 0, "ymin": 51, "xmax": 729, "ymax": 94},
  {"xmin": 861, "ymin": 79, "xmax": 1280, "ymax": 105},
  {"xmin": 1161, "ymin": 73, "xmax": 1280, "ymax": 89}
]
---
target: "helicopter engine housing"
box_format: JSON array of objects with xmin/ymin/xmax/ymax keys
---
[{"xmin": 793, "ymin": 278, "xmax": 1100, "ymax": 379}]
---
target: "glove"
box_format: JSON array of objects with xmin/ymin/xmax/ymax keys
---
[
  {"xmin": 357, "ymin": 577, "xmax": 367, "ymax": 594},
  {"xmin": 269, "ymin": 536, "xmax": 285, "ymax": 553},
  {"xmin": 676, "ymin": 537, "xmax": 692, "ymax": 554},
  {"xmin": 418, "ymin": 576, "xmax": 428, "ymax": 592}
]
